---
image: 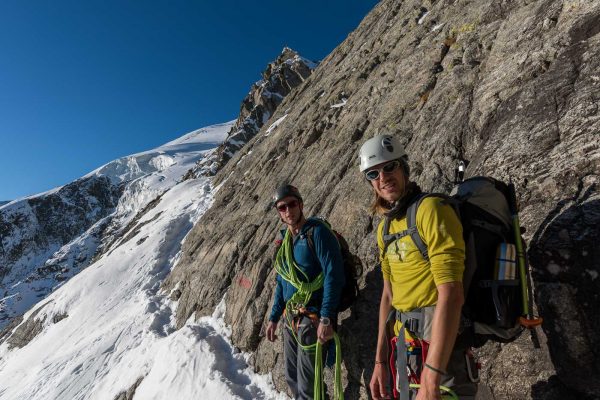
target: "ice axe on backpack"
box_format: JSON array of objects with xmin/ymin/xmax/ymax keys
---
[{"xmin": 507, "ymin": 183, "xmax": 543, "ymax": 330}]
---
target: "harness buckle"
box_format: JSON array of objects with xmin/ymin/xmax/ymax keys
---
[
  {"xmin": 290, "ymin": 303, "xmax": 306, "ymax": 316},
  {"xmin": 408, "ymin": 318, "xmax": 420, "ymax": 334}
]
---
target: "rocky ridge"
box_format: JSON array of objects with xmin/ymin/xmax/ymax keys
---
[
  {"xmin": 196, "ymin": 47, "xmax": 317, "ymax": 175},
  {"xmin": 163, "ymin": 1, "xmax": 600, "ymax": 399}
]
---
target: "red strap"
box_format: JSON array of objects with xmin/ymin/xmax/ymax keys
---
[{"xmin": 390, "ymin": 336, "xmax": 432, "ymax": 397}]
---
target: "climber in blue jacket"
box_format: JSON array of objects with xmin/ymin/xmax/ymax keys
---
[{"xmin": 265, "ymin": 184, "xmax": 344, "ymax": 400}]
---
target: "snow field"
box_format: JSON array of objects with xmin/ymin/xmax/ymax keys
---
[{"xmin": 0, "ymin": 123, "xmax": 288, "ymax": 400}]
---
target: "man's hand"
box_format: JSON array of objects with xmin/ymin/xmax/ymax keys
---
[
  {"xmin": 369, "ymin": 363, "xmax": 391, "ymax": 399},
  {"xmin": 417, "ymin": 281, "xmax": 463, "ymax": 400},
  {"xmin": 316, "ymin": 322, "xmax": 333, "ymax": 344},
  {"xmin": 266, "ymin": 321, "xmax": 278, "ymax": 342},
  {"xmin": 415, "ymin": 366, "xmax": 442, "ymax": 400}
]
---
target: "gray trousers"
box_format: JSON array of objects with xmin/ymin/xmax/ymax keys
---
[{"xmin": 283, "ymin": 316, "xmax": 318, "ymax": 400}]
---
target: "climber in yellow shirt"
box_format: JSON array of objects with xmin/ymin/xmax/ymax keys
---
[
  {"xmin": 361, "ymin": 134, "xmax": 476, "ymax": 400},
  {"xmin": 378, "ymin": 196, "xmax": 465, "ymax": 313}
]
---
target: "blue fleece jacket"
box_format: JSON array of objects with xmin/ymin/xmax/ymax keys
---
[{"xmin": 269, "ymin": 218, "xmax": 345, "ymax": 322}]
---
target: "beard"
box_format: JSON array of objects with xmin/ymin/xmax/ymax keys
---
[{"xmin": 280, "ymin": 211, "xmax": 304, "ymax": 227}]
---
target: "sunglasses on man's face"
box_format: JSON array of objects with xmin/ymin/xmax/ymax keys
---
[
  {"xmin": 276, "ymin": 200, "xmax": 299, "ymax": 212},
  {"xmin": 364, "ymin": 160, "xmax": 401, "ymax": 181}
]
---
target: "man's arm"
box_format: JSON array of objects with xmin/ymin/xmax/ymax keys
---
[
  {"xmin": 415, "ymin": 197, "xmax": 466, "ymax": 399},
  {"xmin": 266, "ymin": 275, "xmax": 285, "ymax": 342},
  {"xmin": 313, "ymin": 225, "xmax": 345, "ymax": 319},
  {"xmin": 268, "ymin": 274, "xmax": 285, "ymax": 323},
  {"xmin": 416, "ymin": 281, "xmax": 463, "ymax": 400},
  {"xmin": 312, "ymin": 224, "xmax": 344, "ymax": 343},
  {"xmin": 370, "ymin": 279, "xmax": 394, "ymax": 399}
]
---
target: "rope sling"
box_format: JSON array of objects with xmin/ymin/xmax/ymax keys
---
[
  {"xmin": 274, "ymin": 228, "xmax": 344, "ymax": 400},
  {"xmin": 410, "ymin": 384, "xmax": 459, "ymax": 399}
]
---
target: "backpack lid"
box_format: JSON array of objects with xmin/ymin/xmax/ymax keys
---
[{"xmin": 450, "ymin": 177, "xmax": 512, "ymax": 229}]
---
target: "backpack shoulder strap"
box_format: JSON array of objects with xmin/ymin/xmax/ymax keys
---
[
  {"xmin": 381, "ymin": 219, "xmax": 418, "ymax": 255},
  {"xmin": 305, "ymin": 217, "xmax": 340, "ymax": 262},
  {"xmin": 305, "ymin": 226, "xmax": 316, "ymax": 256},
  {"xmin": 406, "ymin": 193, "xmax": 460, "ymax": 261},
  {"xmin": 304, "ymin": 218, "xmax": 327, "ymax": 258},
  {"xmin": 381, "ymin": 193, "xmax": 430, "ymax": 256},
  {"xmin": 406, "ymin": 196, "xmax": 429, "ymax": 261}
]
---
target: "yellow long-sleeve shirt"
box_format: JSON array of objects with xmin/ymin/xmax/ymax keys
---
[{"xmin": 378, "ymin": 196, "xmax": 465, "ymax": 312}]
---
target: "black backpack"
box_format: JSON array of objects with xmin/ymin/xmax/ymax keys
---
[
  {"xmin": 382, "ymin": 177, "xmax": 531, "ymax": 345},
  {"xmin": 306, "ymin": 217, "xmax": 363, "ymax": 313}
]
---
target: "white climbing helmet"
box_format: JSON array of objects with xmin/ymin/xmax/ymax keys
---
[{"xmin": 359, "ymin": 134, "xmax": 407, "ymax": 172}]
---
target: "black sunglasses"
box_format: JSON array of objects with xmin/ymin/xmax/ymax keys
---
[
  {"xmin": 364, "ymin": 160, "xmax": 401, "ymax": 181},
  {"xmin": 276, "ymin": 199, "xmax": 299, "ymax": 212}
]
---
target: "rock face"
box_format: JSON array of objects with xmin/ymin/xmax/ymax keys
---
[
  {"xmin": 0, "ymin": 176, "xmax": 120, "ymax": 279},
  {"xmin": 0, "ymin": 176, "xmax": 122, "ymax": 327},
  {"xmin": 113, "ymin": 377, "xmax": 144, "ymax": 400},
  {"xmin": 163, "ymin": 1, "xmax": 600, "ymax": 399},
  {"xmin": 198, "ymin": 47, "xmax": 317, "ymax": 175}
]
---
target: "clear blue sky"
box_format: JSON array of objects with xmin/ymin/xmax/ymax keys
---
[{"xmin": 0, "ymin": 0, "xmax": 378, "ymax": 201}]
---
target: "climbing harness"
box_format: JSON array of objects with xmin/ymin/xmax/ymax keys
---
[{"xmin": 386, "ymin": 308, "xmax": 469, "ymax": 400}]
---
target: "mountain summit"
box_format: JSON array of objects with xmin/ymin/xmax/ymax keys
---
[{"xmin": 197, "ymin": 47, "xmax": 317, "ymax": 176}]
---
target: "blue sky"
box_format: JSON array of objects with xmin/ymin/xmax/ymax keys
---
[{"xmin": 0, "ymin": 0, "xmax": 378, "ymax": 201}]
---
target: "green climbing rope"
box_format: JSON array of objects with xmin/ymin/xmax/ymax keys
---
[
  {"xmin": 315, "ymin": 332, "xmax": 343, "ymax": 400},
  {"xmin": 274, "ymin": 228, "xmax": 344, "ymax": 400},
  {"xmin": 409, "ymin": 383, "xmax": 459, "ymax": 399},
  {"xmin": 274, "ymin": 229, "xmax": 324, "ymax": 313}
]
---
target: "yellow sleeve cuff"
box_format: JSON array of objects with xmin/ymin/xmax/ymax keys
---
[{"xmin": 431, "ymin": 260, "xmax": 464, "ymax": 286}]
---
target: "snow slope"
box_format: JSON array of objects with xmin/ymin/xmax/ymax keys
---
[
  {"xmin": 0, "ymin": 123, "xmax": 232, "ymax": 328},
  {"xmin": 0, "ymin": 122, "xmax": 288, "ymax": 400}
]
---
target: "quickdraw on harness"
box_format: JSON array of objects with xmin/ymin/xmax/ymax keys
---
[{"xmin": 274, "ymin": 228, "xmax": 344, "ymax": 400}]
